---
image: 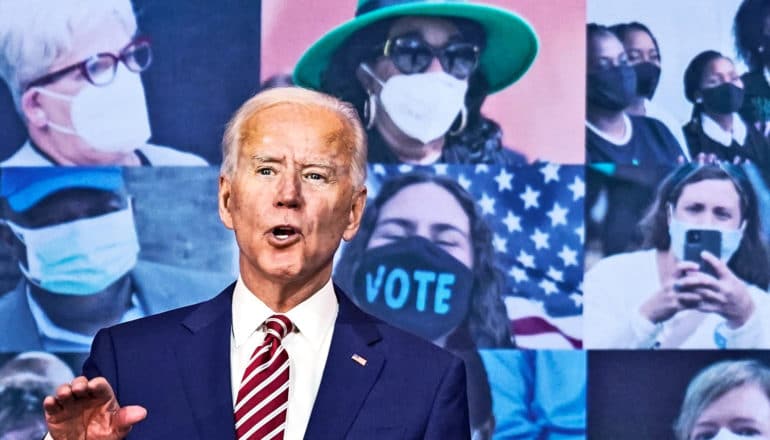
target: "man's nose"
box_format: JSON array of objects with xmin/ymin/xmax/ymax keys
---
[{"xmin": 274, "ymin": 172, "xmax": 302, "ymax": 208}]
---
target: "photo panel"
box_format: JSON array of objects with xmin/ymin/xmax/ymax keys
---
[
  {"xmin": 262, "ymin": 0, "xmax": 586, "ymax": 164},
  {"xmin": 0, "ymin": 351, "xmax": 82, "ymax": 439},
  {"xmin": 588, "ymin": 350, "xmax": 770, "ymax": 440},
  {"xmin": 480, "ymin": 349, "xmax": 586, "ymax": 439},
  {"xmin": 584, "ymin": 162, "xmax": 770, "ymax": 349},
  {"xmin": 0, "ymin": 166, "xmax": 235, "ymax": 353},
  {"xmin": 332, "ymin": 163, "xmax": 584, "ymax": 352},
  {"xmin": 586, "ymin": 0, "xmax": 770, "ymax": 174},
  {"xmin": 0, "ymin": 0, "xmax": 261, "ymax": 165}
]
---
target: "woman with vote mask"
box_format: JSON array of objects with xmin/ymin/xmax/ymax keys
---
[
  {"xmin": 674, "ymin": 359, "xmax": 770, "ymax": 440},
  {"xmin": 585, "ymin": 23, "xmax": 682, "ymax": 164},
  {"xmin": 585, "ymin": 163, "xmax": 770, "ymax": 349},
  {"xmin": 294, "ymin": 0, "xmax": 537, "ymax": 165},
  {"xmin": 334, "ymin": 172, "xmax": 509, "ymax": 439},
  {"xmin": 682, "ymin": 51, "xmax": 770, "ymax": 168}
]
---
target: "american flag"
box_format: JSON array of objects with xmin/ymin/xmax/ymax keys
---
[{"xmin": 366, "ymin": 163, "xmax": 584, "ymax": 349}]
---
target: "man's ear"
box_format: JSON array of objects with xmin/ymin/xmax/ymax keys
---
[
  {"xmin": 20, "ymin": 88, "xmax": 47, "ymax": 128},
  {"xmin": 343, "ymin": 186, "xmax": 367, "ymax": 242},
  {"xmin": 218, "ymin": 175, "xmax": 234, "ymax": 230}
]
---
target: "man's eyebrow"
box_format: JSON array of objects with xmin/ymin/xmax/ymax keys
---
[{"xmin": 250, "ymin": 155, "xmax": 283, "ymax": 164}]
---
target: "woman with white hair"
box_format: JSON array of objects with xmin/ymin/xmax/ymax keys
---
[
  {"xmin": 674, "ymin": 359, "xmax": 770, "ymax": 440},
  {"xmin": 0, "ymin": 0, "xmax": 207, "ymax": 166}
]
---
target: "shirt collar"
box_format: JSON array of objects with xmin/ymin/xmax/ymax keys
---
[
  {"xmin": 231, "ymin": 276, "xmax": 338, "ymax": 350},
  {"xmin": 700, "ymin": 113, "xmax": 747, "ymax": 147},
  {"xmin": 585, "ymin": 113, "xmax": 633, "ymax": 145}
]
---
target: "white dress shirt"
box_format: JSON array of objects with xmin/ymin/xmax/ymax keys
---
[{"xmin": 230, "ymin": 276, "xmax": 338, "ymax": 440}]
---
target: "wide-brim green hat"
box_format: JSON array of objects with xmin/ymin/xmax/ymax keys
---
[{"xmin": 294, "ymin": 0, "xmax": 539, "ymax": 94}]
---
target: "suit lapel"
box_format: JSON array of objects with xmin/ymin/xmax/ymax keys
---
[
  {"xmin": 304, "ymin": 287, "xmax": 385, "ymax": 440},
  {"xmin": 174, "ymin": 283, "xmax": 237, "ymax": 440}
]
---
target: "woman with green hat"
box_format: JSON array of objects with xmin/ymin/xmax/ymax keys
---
[{"xmin": 294, "ymin": 0, "xmax": 538, "ymax": 165}]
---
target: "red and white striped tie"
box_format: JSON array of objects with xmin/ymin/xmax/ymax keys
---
[{"xmin": 234, "ymin": 314, "xmax": 293, "ymax": 440}]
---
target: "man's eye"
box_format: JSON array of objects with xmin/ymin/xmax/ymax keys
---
[
  {"xmin": 306, "ymin": 173, "xmax": 325, "ymax": 181},
  {"xmin": 257, "ymin": 168, "xmax": 274, "ymax": 176}
]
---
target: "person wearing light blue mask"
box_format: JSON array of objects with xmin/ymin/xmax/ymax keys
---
[
  {"xmin": 586, "ymin": 163, "xmax": 770, "ymax": 349},
  {"xmin": 674, "ymin": 359, "xmax": 770, "ymax": 440},
  {"xmin": 0, "ymin": 168, "xmax": 228, "ymax": 352}
]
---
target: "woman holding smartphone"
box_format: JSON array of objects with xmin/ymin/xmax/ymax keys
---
[{"xmin": 585, "ymin": 163, "xmax": 770, "ymax": 349}]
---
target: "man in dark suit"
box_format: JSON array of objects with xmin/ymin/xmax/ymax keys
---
[{"xmin": 43, "ymin": 87, "xmax": 469, "ymax": 439}]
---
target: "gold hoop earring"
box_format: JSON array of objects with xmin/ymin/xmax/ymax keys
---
[
  {"xmin": 363, "ymin": 92, "xmax": 377, "ymax": 130},
  {"xmin": 449, "ymin": 105, "xmax": 467, "ymax": 136}
]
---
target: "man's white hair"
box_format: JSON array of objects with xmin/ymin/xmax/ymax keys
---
[
  {"xmin": 221, "ymin": 87, "xmax": 368, "ymax": 189},
  {"xmin": 0, "ymin": 0, "xmax": 137, "ymax": 112}
]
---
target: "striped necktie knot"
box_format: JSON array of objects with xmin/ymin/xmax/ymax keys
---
[{"xmin": 263, "ymin": 314, "xmax": 294, "ymax": 341}]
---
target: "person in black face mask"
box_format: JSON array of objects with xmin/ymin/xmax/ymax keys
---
[
  {"xmin": 334, "ymin": 172, "xmax": 511, "ymax": 439},
  {"xmin": 682, "ymin": 50, "xmax": 770, "ymax": 167},
  {"xmin": 734, "ymin": 0, "xmax": 770, "ymax": 135},
  {"xmin": 610, "ymin": 21, "xmax": 689, "ymax": 157},
  {"xmin": 585, "ymin": 23, "xmax": 682, "ymax": 165}
]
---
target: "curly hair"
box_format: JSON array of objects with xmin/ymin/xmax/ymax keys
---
[
  {"xmin": 639, "ymin": 163, "xmax": 770, "ymax": 289},
  {"xmin": 334, "ymin": 172, "xmax": 513, "ymax": 349},
  {"xmin": 320, "ymin": 17, "xmax": 524, "ymax": 165},
  {"xmin": 734, "ymin": 0, "xmax": 770, "ymax": 71}
]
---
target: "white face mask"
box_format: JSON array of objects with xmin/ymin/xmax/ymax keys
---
[
  {"xmin": 361, "ymin": 63, "xmax": 468, "ymax": 144},
  {"xmin": 34, "ymin": 66, "xmax": 151, "ymax": 152},
  {"xmin": 668, "ymin": 214, "xmax": 745, "ymax": 263},
  {"xmin": 5, "ymin": 207, "xmax": 139, "ymax": 295}
]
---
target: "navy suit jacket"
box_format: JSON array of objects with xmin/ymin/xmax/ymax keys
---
[{"xmin": 83, "ymin": 282, "xmax": 470, "ymax": 439}]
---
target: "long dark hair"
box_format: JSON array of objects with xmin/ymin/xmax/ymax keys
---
[
  {"xmin": 639, "ymin": 163, "xmax": 770, "ymax": 288},
  {"xmin": 609, "ymin": 21, "xmax": 660, "ymax": 59},
  {"xmin": 334, "ymin": 172, "xmax": 513, "ymax": 348},
  {"xmin": 734, "ymin": 0, "xmax": 770, "ymax": 71},
  {"xmin": 321, "ymin": 17, "xmax": 515, "ymax": 164}
]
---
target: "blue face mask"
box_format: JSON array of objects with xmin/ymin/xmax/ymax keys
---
[
  {"xmin": 668, "ymin": 216, "xmax": 745, "ymax": 263},
  {"xmin": 5, "ymin": 207, "xmax": 139, "ymax": 295}
]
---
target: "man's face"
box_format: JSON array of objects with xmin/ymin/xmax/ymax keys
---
[{"xmin": 219, "ymin": 103, "xmax": 366, "ymax": 290}]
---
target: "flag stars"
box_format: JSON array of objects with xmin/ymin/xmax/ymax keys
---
[
  {"xmin": 540, "ymin": 163, "xmax": 561, "ymax": 183},
  {"xmin": 530, "ymin": 228, "xmax": 549, "ymax": 250},
  {"xmin": 457, "ymin": 174, "xmax": 472, "ymax": 191},
  {"xmin": 568, "ymin": 175, "xmax": 585, "ymax": 200},
  {"xmin": 547, "ymin": 203, "xmax": 569, "ymax": 227},
  {"xmin": 509, "ymin": 266, "xmax": 528, "ymax": 283},
  {"xmin": 520, "ymin": 185, "xmax": 540, "ymax": 209},
  {"xmin": 517, "ymin": 250, "xmax": 535, "ymax": 268},
  {"xmin": 570, "ymin": 293, "xmax": 583, "ymax": 308},
  {"xmin": 373, "ymin": 164, "xmax": 386, "ymax": 175},
  {"xmin": 494, "ymin": 168, "xmax": 514, "ymax": 191},
  {"xmin": 433, "ymin": 164, "xmax": 448, "ymax": 175},
  {"xmin": 547, "ymin": 266, "xmax": 564, "ymax": 282},
  {"xmin": 492, "ymin": 234, "xmax": 508, "ymax": 253},
  {"xmin": 478, "ymin": 192, "xmax": 496, "ymax": 215},
  {"xmin": 475, "ymin": 164, "xmax": 489, "ymax": 174},
  {"xmin": 558, "ymin": 245, "xmax": 579, "ymax": 267},
  {"xmin": 502, "ymin": 211, "xmax": 522, "ymax": 233},
  {"xmin": 539, "ymin": 279, "xmax": 558, "ymax": 295}
]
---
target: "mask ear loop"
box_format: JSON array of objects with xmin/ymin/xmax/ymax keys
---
[{"xmin": 359, "ymin": 63, "xmax": 383, "ymax": 131}]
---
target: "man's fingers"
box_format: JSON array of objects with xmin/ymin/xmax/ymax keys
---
[
  {"xmin": 70, "ymin": 376, "xmax": 90, "ymax": 399},
  {"xmin": 43, "ymin": 395, "xmax": 63, "ymax": 415},
  {"xmin": 87, "ymin": 377, "xmax": 117, "ymax": 402},
  {"xmin": 114, "ymin": 405, "xmax": 148, "ymax": 435}
]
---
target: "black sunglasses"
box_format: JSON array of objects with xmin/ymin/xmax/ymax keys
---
[
  {"xmin": 380, "ymin": 34, "xmax": 480, "ymax": 80},
  {"xmin": 26, "ymin": 37, "xmax": 152, "ymax": 90}
]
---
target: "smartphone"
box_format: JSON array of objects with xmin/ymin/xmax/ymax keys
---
[{"xmin": 683, "ymin": 229, "xmax": 721, "ymax": 277}]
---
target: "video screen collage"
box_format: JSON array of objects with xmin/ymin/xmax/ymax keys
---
[{"xmin": 1, "ymin": 0, "xmax": 769, "ymax": 439}]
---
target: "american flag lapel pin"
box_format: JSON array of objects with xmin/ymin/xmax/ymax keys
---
[{"xmin": 351, "ymin": 353, "xmax": 367, "ymax": 366}]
